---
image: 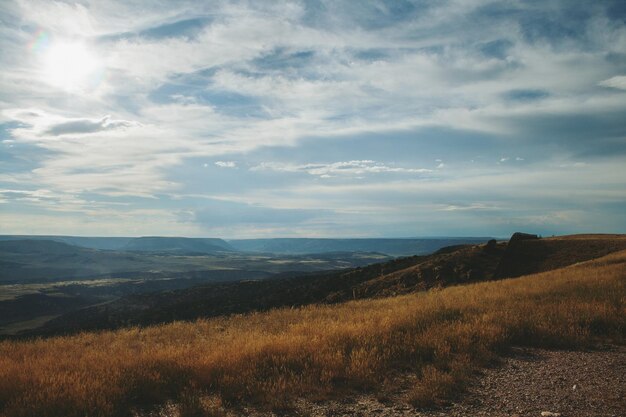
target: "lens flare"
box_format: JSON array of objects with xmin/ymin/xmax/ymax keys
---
[{"xmin": 29, "ymin": 29, "xmax": 50, "ymax": 53}]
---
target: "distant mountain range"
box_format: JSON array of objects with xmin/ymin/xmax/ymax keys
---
[
  {"xmin": 0, "ymin": 235, "xmax": 494, "ymax": 256},
  {"xmin": 0, "ymin": 235, "xmax": 235, "ymax": 252},
  {"xmin": 122, "ymin": 236, "xmax": 235, "ymax": 253}
]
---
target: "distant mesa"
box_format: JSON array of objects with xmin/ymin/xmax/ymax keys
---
[
  {"xmin": 0, "ymin": 239, "xmax": 84, "ymax": 255},
  {"xmin": 0, "ymin": 235, "xmax": 495, "ymax": 256},
  {"xmin": 121, "ymin": 236, "xmax": 236, "ymax": 253}
]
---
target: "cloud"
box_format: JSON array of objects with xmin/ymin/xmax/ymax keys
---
[
  {"xmin": 4, "ymin": 110, "xmax": 137, "ymax": 137},
  {"xmin": 45, "ymin": 115, "xmax": 135, "ymax": 136},
  {"xmin": 502, "ymin": 89, "xmax": 550, "ymax": 102},
  {"xmin": 0, "ymin": 187, "xmax": 130, "ymax": 213},
  {"xmin": 1, "ymin": 0, "xmax": 626, "ymax": 235},
  {"xmin": 438, "ymin": 203, "xmax": 499, "ymax": 212},
  {"xmin": 215, "ymin": 161, "xmax": 236, "ymax": 168},
  {"xmin": 250, "ymin": 160, "xmax": 432, "ymax": 177},
  {"xmin": 598, "ymin": 75, "xmax": 626, "ymax": 90},
  {"xmin": 0, "ymin": 188, "xmax": 54, "ymax": 203}
]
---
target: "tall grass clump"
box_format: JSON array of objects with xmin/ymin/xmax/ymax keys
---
[{"xmin": 1, "ymin": 251, "xmax": 624, "ymax": 417}]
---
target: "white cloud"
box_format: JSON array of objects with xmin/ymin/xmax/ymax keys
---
[
  {"xmin": 438, "ymin": 203, "xmax": 498, "ymax": 212},
  {"xmin": 4, "ymin": 109, "xmax": 137, "ymax": 137},
  {"xmin": 231, "ymin": 160, "xmax": 626, "ymax": 212},
  {"xmin": 251, "ymin": 160, "xmax": 432, "ymax": 177},
  {"xmin": 1, "ymin": 1, "xmax": 626, "ymax": 235},
  {"xmin": 215, "ymin": 161, "xmax": 236, "ymax": 168},
  {"xmin": 598, "ymin": 75, "xmax": 626, "ymax": 90}
]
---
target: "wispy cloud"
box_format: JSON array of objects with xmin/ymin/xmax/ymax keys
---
[
  {"xmin": 251, "ymin": 160, "xmax": 432, "ymax": 178},
  {"xmin": 44, "ymin": 116, "xmax": 136, "ymax": 136},
  {"xmin": 4, "ymin": 109, "xmax": 137, "ymax": 137},
  {"xmin": 0, "ymin": 0, "xmax": 625, "ymax": 236},
  {"xmin": 598, "ymin": 75, "xmax": 626, "ymax": 90},
  {"xmin": 215, "ymin": 161, "xmax": 236, "ymax": 168},
  {"xmin": 438, "ymin": 203, "xmax": 499, "ymax": 212}
]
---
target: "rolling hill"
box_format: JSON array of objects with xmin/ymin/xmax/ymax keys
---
[
  {"xmin": 1, "ymin": 238, "xmax": 624, "ymax": 417},
  {"xmin": 28, "ymin": 233, "xmax": 626, "ymax": 337}
]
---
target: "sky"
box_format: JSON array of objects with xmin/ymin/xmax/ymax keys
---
[{"xmin": 0, "ymin": 0, "xmax": 625, "ymax": 238}]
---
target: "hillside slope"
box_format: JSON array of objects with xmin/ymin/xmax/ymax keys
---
[
  {"xmin": 494, "ymin": 233, "xmax": 626, "ymax": 278},
  {"xmin": 2, "ymin": 248, "xmax": 624, "ymax": 417},
  {"xmin": 333, "ymin": 240, "xmax": 505, "ymax": 300},
  {"xmin": 30, "ymin": 233, "xmax": 626, "ymax": 337},
  {"xmin": 31, "ymin": 253, "xmax": 430, "ymax": 334}
]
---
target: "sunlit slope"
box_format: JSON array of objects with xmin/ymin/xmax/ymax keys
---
[
  {"xmin": 355, "ymin": 233, "xmax": 626, "ymax": 298},
  {"xmin": 1, "ymin": 249, "xmax": 624, "ymax": 417}
]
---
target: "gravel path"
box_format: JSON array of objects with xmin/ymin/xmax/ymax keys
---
[
  {"xmin": 146, "ymin": 345, "xmax": 625, "ymax": 416},
  {"xmin": 254, "ymin": 345, "xmax": 626, "ymax": 417},
  {"xmin": 422, "ymin": 345, "xmax": 626, "ymax": 417}
]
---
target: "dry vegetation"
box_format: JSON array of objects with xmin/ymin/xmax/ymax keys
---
[{"xmin": 1, "ymin": 250, "xmax": 625, "ymax": 417}]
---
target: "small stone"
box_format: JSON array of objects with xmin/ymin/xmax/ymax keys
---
[
  {"xmin": 572, "ymin": 384, "xmax": 577, "ymax": 390},
  {"xmin": 541, "ymin": 412, "xmax": 561, "ymax": 417}
]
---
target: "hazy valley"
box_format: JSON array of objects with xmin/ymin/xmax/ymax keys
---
[{"xmin": 0, "ymin": 235, "xmax": 489, "ymax": 336}]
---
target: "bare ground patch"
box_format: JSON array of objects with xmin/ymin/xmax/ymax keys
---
[{"xmin": 243, "ymin": 345, "xmax": 625, "ymax": 417}]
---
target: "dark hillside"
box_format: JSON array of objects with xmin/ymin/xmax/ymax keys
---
[
  {"xmin": 30, "ymin": 253, "xmax": 429, "ymax": 335},
  {"xmin": 339, "ymin": 240, "xmax": 506, "ymax": 300},
  {"xmin": 494, "ymin": 234, "xmax": 626, "ymax": 278},
  {"xmin": 22, "ymin": 234, "xmax": 626, "ymax": 338}
]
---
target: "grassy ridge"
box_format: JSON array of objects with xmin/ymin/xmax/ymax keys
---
[{"xmin": 1, "ymin": 251, "xmax": 624, "ymax": 417}]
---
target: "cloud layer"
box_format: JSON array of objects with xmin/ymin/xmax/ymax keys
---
[{"xmin": 0, "ymin": 0, "xmax": 625, "ymax": 237}]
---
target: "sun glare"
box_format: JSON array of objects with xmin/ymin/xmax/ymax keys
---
[{"xmin": 43, "ymin": 41, "xmax": 101, "ymax": 92}]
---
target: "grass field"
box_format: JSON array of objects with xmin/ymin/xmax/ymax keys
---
[{"xmin": 1, "ymin": 250, "xmax": 624, "ymax": 417}]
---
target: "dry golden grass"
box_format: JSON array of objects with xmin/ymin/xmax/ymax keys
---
[{"xmin": 1, "ymin": 250, "xmax": 625, "ymax": 417}]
